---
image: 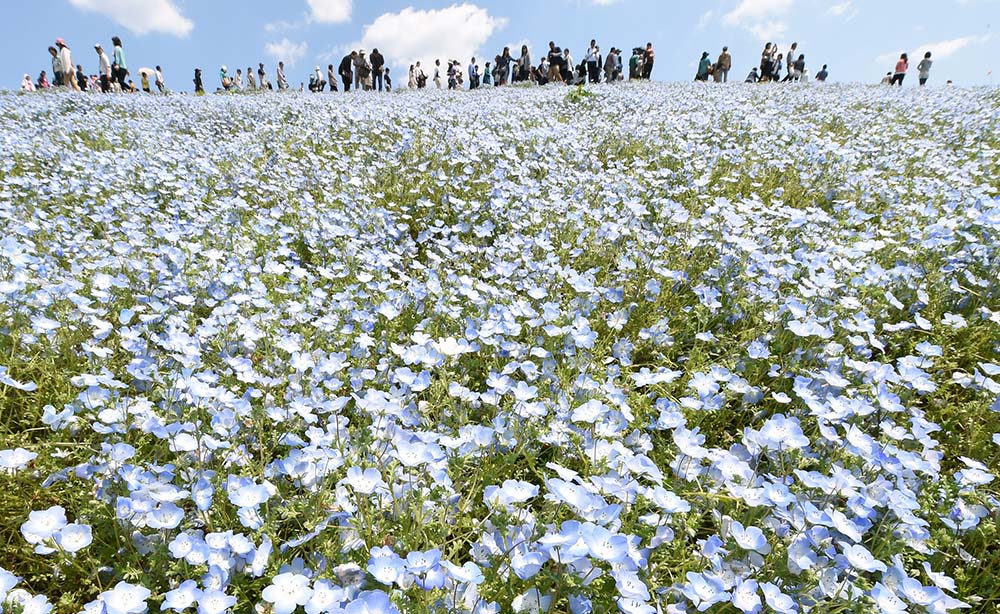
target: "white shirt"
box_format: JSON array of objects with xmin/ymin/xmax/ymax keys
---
[
  {"xmin": 586, "ymin": 46, "xmax": 598, "ymax": 62},
  {"xmin": 98, "ymin": 51, "xmax": 111, "ymax": 77}
]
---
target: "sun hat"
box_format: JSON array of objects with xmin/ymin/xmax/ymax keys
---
[
  {"xmin": 55, "ymin": 38, "xmax": 66, "ymax": 46},
  {"xmin": 94, "ymin": 43, "xmax": 102, "ymax": 49}
]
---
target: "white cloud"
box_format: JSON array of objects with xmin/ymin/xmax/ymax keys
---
[
  {"xmin": 874, "ymin": 34, "xmax": 991, "ymax": 65},
  {"xmin": 723, "ymin": 0, "xmax": 792, "ymax": 41},
  {"xmin": 354, "ymin": 4, "xmax": 507, "ymax": 70},
  {"xmin": 696, "ymin": 11, "xmax": 716, "ymax": 32},
  {"xmin": 723, "ymin": 0, "xmax": 792, "ymax": 25},
  {"xmin": 307, "ymin": 0, "xmax": 352, "ymax": 24},
  {"xmin": 266, "ymin": 38, "xmax": 309, "ymax": 66},
  {"xmin": 826, "ymin": 1, "xmax": 852, "ymax": 15},
  {"xmin": 67, "ymin": 0, "xmax": 193, "ymax": 37}
]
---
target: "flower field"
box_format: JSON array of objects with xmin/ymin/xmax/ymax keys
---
[{"xmin": 1, "ymin": 83, "xmax": 999, "ymax": 614}]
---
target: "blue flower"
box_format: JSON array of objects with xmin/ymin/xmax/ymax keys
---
[
  {"xmin": 101, "ymin": 582, "xmax": 152, "ymax": 614},
  {"xmin": 261, "ymin": 573, "xmax": 313, "ymax": 614}
]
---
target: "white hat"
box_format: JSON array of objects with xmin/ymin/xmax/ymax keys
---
[
  {"xmin": 315, "ymin": 66, "xmax": 320, "ymax": 70},
  {"xmin": 221, "ymin": 65, "xmax": 227, "ymax": 71},
  {"xmin": 359, "ymin": 49, "xmax": 366, "ymax": 54},
  {"xmin": 94, "ymin": 43, "xmax": 102, "ymax": 49}
]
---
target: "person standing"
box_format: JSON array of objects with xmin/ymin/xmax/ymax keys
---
[
  {"xmin": 815, "ymin": 64, "xmax": 829, "ymax": 82},
  {"xmin": 415, "ymin": 61, "xmax": 426, "ymax": 88},
  {"xmin": 193, "ymin": 68, "xmax": 203, "ymax": 94},
  {"xmin": 695, "ymin": 52, "xmax": 711, "ymax": 81},
  {"xmin": 586, "ymin": 39, "xmax": 600, "ymax": 83},
  {"xmin": 339, "ymin": 52, "xmax": 355, "ymax": 91},
  {"xmin": 468, "ymin": 58, "xmax": 479, "ymax": 89},
  {"xmin": 518, "ymin": 45, "xmax": 531, "ymax": 82},
  {"xmin": 716, "ymin": 46, "xmax": 731, "ymax": 83},
  {"xmin": 247, "ymin": 66, "xmax": 257, "ymax": 89},
  {"xmin": 408, "ymin": 64, "xmax": 416, "ymax": 89},
  {"xmin": 328, "ymin": 64, "xmax": 338, "ymax": 92},
  {"xmin": 642, "ymin": 42, "xmax": 655, "ymax": 79},
  {"xmin": 140, "ymin": 69, "xmax": 151, "ymax": 92},
  {"xmin": 891, "ymin": 53, "xmax": 908, "ymax": 86},
  {"xmin": 482, "ymin": 62, "xmax": 492, "ymax": 87},
  {"xmin": 112, "ymin": 36, "xmax": 128, "ymax": 92},
  {"xmin": 75, "ymin": 64, "xmax": 88, "ymax": 90},
  {"xmin": 276, "ymin": 61, "xmax": 288, "ymax": 90},
  {"xmin": 547, "ymin": 42, "xmax": 563, "ymax": 83},
  {"xmin": 354, "ymin": 51, "xmax": 368, "ymax": 90},
  {"xmin": 791, "ymin": 55, "xmax": 805, "ymax": 81},
  {"xmin": 433, "ymin": 59, "xmax": 442, "ymax": 88},
  {"xmin": 234, "ymin": 68, "xmax": 243, "ymax": 89},
  {"xmin": 155, "ymin": 66, "xmax": 165, "ymax": 93},
  {"xmin": 95, "ymin": 43, "xmax": 111, "ymax": 92},
  {"xmin": 917, "ymin": 52, "xmax": 932, "ymax": 86},
  {"xmin": 784, "ymin": 43, "xmax": 798, "ymax": 79},
  {"xmin": 370, "ymin": 48, "xmax": 385, "ymax": 91},
  {"xmin": 628, "ymin": 48, "xmax": 641, "ymax": 80}
]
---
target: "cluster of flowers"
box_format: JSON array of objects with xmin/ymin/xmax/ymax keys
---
[{"xmin": 0, "ymin": 83, "xmax": 998, "ymax": 613}]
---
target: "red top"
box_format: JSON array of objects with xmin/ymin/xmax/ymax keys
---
[{"xmin": 895, "ymin": 59, "xmax": 908, "ymax": 74}]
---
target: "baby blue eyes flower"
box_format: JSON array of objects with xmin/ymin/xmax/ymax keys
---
[
  {"xmin": 54, "ymin": 523, "xmax": 93, "ymax": 554},
  {"xmin": 161, "ymin": 580, "xmax": 201, "ymax": 612},
  {"xmin": 196, "ymin": 589, "xmax": 236, "ymax": 614},
  {"xmin": 261, "ymin": 573, "xmax": 313, "ymax": 614},
  {"xmin": 731, "ymin": 578, "xmax": 761, "ymax": 614},
  {"xmin": 760, "ymin": 583, "xmax": 796, "ymax": 614},
  {"xmin": 843, "ymin": 543, "xmax": 887, "ymax": 573},
  {"xmin": 0, "ymin": 447, "xmax": 38, "ymax": 473},
  {"xmin": 344, "ymin": 467, "xmax": 387, "ymax": 494},
  {"xmin": 757, "ymin": 414, "xmax": 809, "ymax": 450},
  {"xmin": 729, "ymin": 521, "xmax": 771, "ymax": 555},
  {"xmin": 682, "ymin": 572, "xmax": 729, "ymax": 611},
  {"xmin": 344, "ymin": 590, "xmax": 399, "ymax": 614},
  {"xmin": 20, "ymin": 506, "xmax": 67, "ymax": 545},
  {"xmin": 101, "ymin": 582, "xmax": 152, "ymax": 614}
]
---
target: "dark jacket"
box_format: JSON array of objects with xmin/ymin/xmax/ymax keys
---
[
  {"xmin": 339, "ymin": 55, "xmax": 354, "ymax": 78},
  {"xmin": 370, "ymin": 51, "xmax": 384, "ymax": 71}
]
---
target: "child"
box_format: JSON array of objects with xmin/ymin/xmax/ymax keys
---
[{"xmin": 384, "ymin": 68, "xmax": 392, "ymax": 91}]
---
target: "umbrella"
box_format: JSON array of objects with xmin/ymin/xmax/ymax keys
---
[{"xmin": 137, "ymin": 67, "xmax": 155, "ymax": 77}]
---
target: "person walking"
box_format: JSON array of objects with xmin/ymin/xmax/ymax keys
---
[
  {"xmin": 193, "ymin": 68, "xmax": 203, "ymax": 94},
  {"xmin": 258, "ymin": 63, "xmax": 270, "ymax": 89},
  {"xmin": 604, "ymin": 48, "xmax": 617, "ymax": 83},
  {"xmin": 155, "ymin": 66, "xmax": 165, "ymax": 93},
  {"xmin": 234, "ymin": 68, "xmax": 244, "ymax": 89},
  {"xmin": 358, "ymin": 51, "xmax": 373, "ymax": 90},
  {"xmin": 716, "ymin": 46, "xmax": 731, "ymax": 83},
  {"xmin": 642, "ymin": 42, "xmax": 655, "ymax": 79},
  {"xmin": 815, "ymin": 64, "xmax": 829, "ymax": 82},
  {"xmin": 247, "ymin": 66, "xmax": 257, "ymax": 89},
  {"xmin": 95, "ymin": 43, "xmax": 111, "ymax": 92},
  {"xmin": 408, "ymin": 64, "xmax": 416, "ymax": 89},
  {"xmin": 49, "ymin": 41, "xmax": 68, "ymax": 90},
  {"xmin": 547, "ymin": 42, "xmax": 563, "ymax": 84},
  {"xmin": 370, "ymin": 48, "xmax": 385, "ymax": 91},
  {"xmin": 433, "ymin": 59, "xmax": 442, "ymax": 89},
  {"xmin": 415, "ymin": 61, "xmax": 427, "ymax": 88},
  {"xmin": 891, "ymin": 53, "xmax": 908, "ymax": 86},
  {"xmin": 917, "ymin": 52, "xmax": 932, "ymax": 86},
  {"xmin": 695, "ymin": 52, "xmax": 711, "ymax": 81},
  {"xmin": 276, "ymin": 61, "xmax": 289, "ymax": 90},
  {"xmin": 339, "ymin": 52, "xmax": 355, "ymax": 91},
  {"xmin": 112, "ymin": 36, "xmax": 128, "ymax": 91}
]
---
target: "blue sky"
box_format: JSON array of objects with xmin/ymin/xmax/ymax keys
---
[{"xmin": 3, "ymin": 0, "xmax": 999, "ymax": 90}]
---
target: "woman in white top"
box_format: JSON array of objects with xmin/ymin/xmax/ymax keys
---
[{"xmin": 408, "ymin": 65, "xmax": 417, "ymax": 89}]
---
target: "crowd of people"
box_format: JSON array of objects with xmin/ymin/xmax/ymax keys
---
[
  {"xmin": 21, "ymin": 32, "xmax": 945, "ymax": 94},
  {"xmin": 21, "ymin": 36, "xmax": 163, "ymax": 93}
]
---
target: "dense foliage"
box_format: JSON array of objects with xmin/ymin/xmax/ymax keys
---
[{"xmin": 1, "ymin": 83, "xmax": 999, "ymax": 614}]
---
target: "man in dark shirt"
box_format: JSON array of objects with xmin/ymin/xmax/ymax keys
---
[
  {"xmin": 642, "ymin": 43, "xmax": 655, "ymax": 79},
  {"xmin": 370, "ymin": 48, "xmax": 385, "ymax": 91},
  {"xmin": 339, "ymin": 52, "xmax": 356, "ymax": 92}
]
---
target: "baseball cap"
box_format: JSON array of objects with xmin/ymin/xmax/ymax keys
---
[
  {"xmin": 94, "ymin": 43, "xmax": 103, "ymax": 49},
  {"xmin": 55, "ymin": 38, "xmax": 66, "ymax": 46}
]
